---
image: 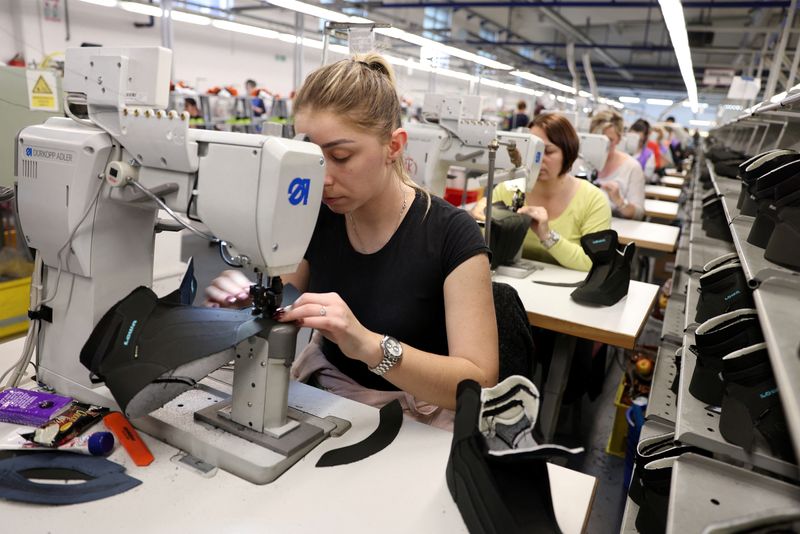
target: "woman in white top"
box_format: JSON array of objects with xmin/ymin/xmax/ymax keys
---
[{"xmin": 590, "ymin": 110, "xmax": 646, "ymax": 220}]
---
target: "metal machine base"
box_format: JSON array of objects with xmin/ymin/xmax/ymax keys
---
[
  {"xmin": 495, "ymin": 258, "xmax": 542, "ymax": 279},
  {"xmin": 133, "ymin": 381, "xmax": 344, "ymax": 485}
]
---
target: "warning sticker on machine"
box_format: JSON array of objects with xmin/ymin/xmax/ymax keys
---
[{"xmin": 26, "ymin": 70, "xmax": 59, "ymax": 112}]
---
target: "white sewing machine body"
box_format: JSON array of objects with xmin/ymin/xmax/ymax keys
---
[
  {"xmin": 14, "ymin": 47, "xmax": 332, "ymax": 484},
  {"xmin": 404, "ymin": 94, "xmax": 545, "ymax": 196}
]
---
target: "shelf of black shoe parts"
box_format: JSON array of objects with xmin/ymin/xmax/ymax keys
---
[
  {"xmin": 752, "ymin": 277, "xmax": 800, "ymax": 464},
  {"xmin": 646, "ymin": 339, "xmax": 682, "ymax": 426},
  {"xmin": 708, "ymin": 165, "xmax": 800, "ymax": 288},
  {"xmin": 674, "ymin": 276, "xmax": 799, "ymax": 479},
  {"xmin": 688, "ymin": 190, "xmax": 736, "ymax": 274},
  {"xmin": 620, "ymin": 419, "xmax": 677, "ymax": 534},
  {"xmin": 666, "ymin": 453, "xmax": 800, "ymax": 534}
]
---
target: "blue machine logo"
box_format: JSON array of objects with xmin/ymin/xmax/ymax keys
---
[
  {"xmin": 535, "ymin": 151, "xmax": 542, "ymax": 163},
  {"xmin": 25, "ymin": 147, "xmax": 32, "ymax": 157},
  {"xmin": 592, "ymin": 239, "xmax": 607, "ymax": 245},
  {"xmin": 123, "ymin": 320, "xmax": 138, "ymax": 347},
  {"xmin": 288, "ymin": 177, "xmax": 311, "ymax": 206},
  {"xmin": 760, "ymin": 387, "xmax": 778, "ymax": 399}
]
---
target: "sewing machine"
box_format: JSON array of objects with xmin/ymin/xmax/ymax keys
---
[
  {"xmin": 572, "ymin": 132, "xmax": 610, "ymax": 183},
  {"xmin": 404, "ymin": 94, "xmax": 544, "ymax": 197},
  {"xmin": 13, "ymin": 47, "xmax": 333, "ymax": 484}
]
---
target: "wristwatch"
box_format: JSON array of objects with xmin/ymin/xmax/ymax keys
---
[
  {"xmin": 617, "ymin": 197, "xmax": 630, "ymax": 210},
  {"xmin": 370, "ymin": 335, "xmax": 403, "ymax": 376},
  {"xmin": 541, "ymin": 230, "xmax": 561, "ymax": 249}
]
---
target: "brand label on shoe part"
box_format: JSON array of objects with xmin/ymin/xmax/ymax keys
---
[
  {"xmin": 724, "ymin": 289, "xmax": 742, "ymax": 301},
  {"xmin": 760, "ymin": 388, "xmax": 778, "ymax": 399},
  {"xmin": 123, "ymin": 320, "xmax": 138, "ymax": 347}
]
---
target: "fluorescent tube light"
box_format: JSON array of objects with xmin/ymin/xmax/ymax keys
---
[
  {"xmin": 658, "ymin": 0, "xmax": 699, "ymax": 113},
  {"xmin": 79, "ymin": 0, "xmax": 117, "ymax": 6},
  {"xmin": 211, "ymin": 20, "xmax": 279, "ymax": 39},
  {"xmin": 689, "ymin": 119, "xmax": 713, "ymax": 126},
  {"xmin": 619, "ymin": 96, "xmax": 640, "ymax": 104},
  {"xmin": 646, "ymin": 98, "xmax": 674, "ymax": 106},
  {"xmin": 171, "ymin": 11, "xmax": 211, "ymax": 25},
  {"xmin": 120, "ymin": 1, "xmax": 162, "ymax": 16},
  {"xmin": 510, "ymin": 70, "xmax": 575, "ymax": 94},
  {"xmin": 267, "ymin": 0, "xmax": 351, "ymax": 23}
]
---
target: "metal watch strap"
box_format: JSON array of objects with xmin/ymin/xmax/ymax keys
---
[
  {"xmin": 541, "ymin": 230, "xmax": 560, "ymax": 249},
  {"xmin": 370, "ymin": 335, "xmax": 401, "ymax": 376}
]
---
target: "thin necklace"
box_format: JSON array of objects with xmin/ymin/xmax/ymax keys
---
[{"xmin": 348, "ymin": 187, "xmax": 409, "ymax": 252}]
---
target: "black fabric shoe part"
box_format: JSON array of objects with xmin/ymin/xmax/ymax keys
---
[
  {"xmin": 747, "ymin": 160, "xmax": 800, "ymax": 248},
  {"xmin": 715, "ymin": 159, "xmax": 747, "ymax": 178},
  {"xmin": 0, "ymin": 453, "xmax": 141, "ymax": 505},
  {"xmin": 719, "ymin": 343, "xmax": 795, "ymax": 461},
  {"xmin": 315, "ymin": 399, "xmax": 402, "ymax": 467},
  {"xmin": 695, "ymin": 263, "xmax": 754, "ymax": 323},
  {"xmin": 669, "ymin": 347, "xmax": 682, "ymax": 396},
  {"xmin": 689, "ymin": 309, "xmax": 763, "ymax": 406},
  {"xmin": 740, "ymin": 152, "xmax": 800, "ymax": 217},
  {"xmin": 702, "ymin": 253, "xmax": 740, "ymax": 274},
  {"xmin": 489, "ymin": 203, "xmax": 532, "ymax": 270},
  {"xmin": 628, "ymin": 432, "xmax": 709, "ymax": 504},
  {"xmin": 570, "ymin": 229, "xmax": 634, "ymax": 306},
  {"xmin": 765, "ymin": 205, "xmax": 800, "ymax": 271},
  {"xmin": 446, "ymin": 379, "xmax": 580, "ymax": 534},
  {"xmin": 632, "ymin": 457, "xmax": 674, "ymax": 534},
  {"xmin": 702, "ymin": 197, "xmax": 734, "ymax": 242},
  {"xmin": 80, "ymin": 284, "xmax": 277, "ymax": 418}
]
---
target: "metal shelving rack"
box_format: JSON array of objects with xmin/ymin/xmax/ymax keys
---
[{"xmin": 624, "ymin": 158, "xmax": 800, "ymax": 532}]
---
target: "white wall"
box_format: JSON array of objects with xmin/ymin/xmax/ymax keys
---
[{"xmin": 0, "ymin": 0, "xmax": 532, "ymax": 113}]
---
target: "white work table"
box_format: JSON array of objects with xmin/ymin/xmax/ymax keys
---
[
  {"xmin": 659, "ymin": 176, "xmax": 685, "ymax": 188},
  {"xmin": 645, "ymin": 184, "xmax": 681, "ymax": 201},
  {"xmin": 0, "ymin": 337, "xmax": 596, "ymax": 533},
  {"xmin": 495, "ymin": 262, "xmax": 659, "ymax": 440},
  {"xmin": 612, "ymin": 217, "xmax": 680, "ymax": 253},
  {"xmin": 644, "ymin": 199, "xmax": 679, "ymax": 221}
]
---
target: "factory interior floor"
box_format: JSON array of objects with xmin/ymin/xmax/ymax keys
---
[{"xmin": 182, "ymin": 234, "xmax": 628, "ymax": 534}]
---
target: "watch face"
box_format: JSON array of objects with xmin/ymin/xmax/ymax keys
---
[{"xmin": 384, "ymin": 337, "xmax": 403, "ymax": 358}]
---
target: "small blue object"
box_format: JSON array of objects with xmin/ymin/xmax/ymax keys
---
[{"xmin": 87, "ymin": 432, "xmax": 115, "ymax": 456}]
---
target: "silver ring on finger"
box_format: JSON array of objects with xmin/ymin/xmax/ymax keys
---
[{"xmin": 319, "ymin": 306, "xmax": 327, "ymax": 316}]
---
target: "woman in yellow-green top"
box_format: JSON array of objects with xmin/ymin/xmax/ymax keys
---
[{"xmin": 473, "ymin": 112, "xmax": 611, "ymax": 271}]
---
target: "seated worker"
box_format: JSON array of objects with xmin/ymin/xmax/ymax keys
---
[
  {"xmin": 629, "ymin": 119, "xmax": 657, "ymax": 183},
  {"xmin": 205, "ymin": 54, "xmax": 499, "ymax": 431},
  {"xmin": 652, "ymin": 124, "xmax": 675, "ymax": 168},
  {"xmin": 590, "ymin": 110, "xmax": 646, "ymax": 220},
  {"xmin": 183, "ymin": 97, "xmax": 205, "ymax": 128},
  {"xmin": 471, "ymin": 112, "xmax": 611, "ymax": 272},
  {"xmin": 245, "ymin": 79, "xmax": 265, "ymax": 117}
]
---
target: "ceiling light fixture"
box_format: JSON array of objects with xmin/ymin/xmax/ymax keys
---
[
  {"xmin": 510, "ymin": 70, "xmax": 575, "ymax": 94},
  {"xmin": 658, "ymin": 0, "xmax": 699, "ymax": 113},
  {"xmin": 646, "ymin": 98, "xmax": 674, "ymax": 106},
  {"xmin": 79, "ymin": 0, "xmax": 117, "ymax": 6},
  {"xmin": 170, "ymin": 10, "xmax": 211, "ymax": 25},
  {"xmin": 619, "ymin": 96, "xmax": 640, "ymax": 104},
  {"xmin": 119, "ymin": 1, "xmax": 162, "ymax": 16}
]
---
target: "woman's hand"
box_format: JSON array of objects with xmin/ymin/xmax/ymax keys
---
[
  {"xmin": 600, "ymin": 180, "xmax": 624, "ymax": 206},
  {"xmin": 204, "ymin": 270, "xmax": 253, "ymax": 308},
  {"xmin": 277, "ymin": 292, "xmax": 380, "ymax": 366},
  {"xmin": 517, "ymin": 205, "xmax": 550, "ymax": 241}
]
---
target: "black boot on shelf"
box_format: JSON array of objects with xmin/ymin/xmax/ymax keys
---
[
  {"xmin": 737, "ymin": 149, "xmax": 800, "ymax": 214},
  {"xmin": 719, "ymin": 343, "xmax": 795, "ymax": 461},
  {"xmin": 688, "ymin": 308, "xmax": 763, "ymax": 406},
  {"xmin": 746, "ymin": 160, "xmax": 800, "ymax": 248},
  {"xmin": 765, "ymin": 205, "xmax": 800, "ymax": 271},
  {"xmin": 630, "ymin": 457, "xmax": 675, "ymax": 534},
  {"xmin": 570, "ymin": 229, "xmax": 635, "ymax": 306},
  {"xmin": 701, "ymin": 196, "xmax": 733, "ymax": 242},
  {"xmin": 695, "ymin": 262, "xmax": 754, "ymax": 323}
]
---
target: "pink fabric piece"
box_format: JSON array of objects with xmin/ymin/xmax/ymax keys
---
[{"xmin": 292, "ymin": 334, "xmax": 455, "ymax": 431}]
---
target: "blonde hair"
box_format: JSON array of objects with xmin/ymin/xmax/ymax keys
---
[
  {"xmin": 589, "ymin": 109, "xmax": 624, "ymax": 138},
  {"xmin": 294, "ymin": 53, "xmax": 429, "ymax": 207}
]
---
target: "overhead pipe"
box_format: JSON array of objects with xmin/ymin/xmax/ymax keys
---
[
  {"xmin": 764, "ymin": 0, "xmax": 798, "ymax": 100},
  {"xmin": 537, "ymin": 6, "xmax": 634, "ymax": 81}
]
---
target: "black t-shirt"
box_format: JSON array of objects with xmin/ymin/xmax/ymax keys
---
[{"xmin": 304, "ymin": 191, "xmax": 490, "ymax": 390}]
